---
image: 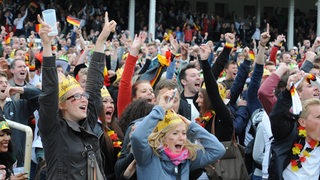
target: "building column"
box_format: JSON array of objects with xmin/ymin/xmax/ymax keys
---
[
  {"xmin": 256, "ymin": 0, "xmax": 261, "ymax": 27},
  {"xmin": 287, "ymin": 0, "xmax": 294, "ymax": 49},
  {"xmin": 317, "ymin": 0, "xmax": 320, "ymax": 36},
  {"xmin": 128, "ymin": 0, "xmax": 135, "ymax": 39},
  {"xmin": 148, "ymin": 0, "xmax": 156, "ymax": 42}
]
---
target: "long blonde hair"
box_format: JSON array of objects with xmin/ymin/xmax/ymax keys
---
[{"xmin": 148, "ymin": 122, "xmax": 203, "ymax": 161}]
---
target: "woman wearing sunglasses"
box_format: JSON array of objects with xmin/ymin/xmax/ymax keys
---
[{"xmin": 37, "ymin": 12, "xmax": 116, "ymax": 180}]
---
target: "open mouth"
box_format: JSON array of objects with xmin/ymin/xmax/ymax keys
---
[
  {"xmin": 79, "ymin": 105, "xmax": 86, "ymax": 110},
  {"xmin": 175, "ymin": 144, "xmax": 182, "ymax": 150},
  {"xmin": 0, "ymin": 90, "xmax": 5, "ymax": 93}
]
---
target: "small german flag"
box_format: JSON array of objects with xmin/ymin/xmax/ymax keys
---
[
  {"xmin": 35, "ymin": 24, "xmax": 42, "ymax": 32},
  {"xmin": 249, "ymin": 49, "xmax": 255, "ymax": 61},
  {"xmin": 66, "ymin": 16, "xmax": 81, "ymax": 27}
]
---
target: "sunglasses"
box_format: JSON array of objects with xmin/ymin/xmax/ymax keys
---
[{"xmin": 66, "ymin": 92, "xmax": 89, "ymax": 101}]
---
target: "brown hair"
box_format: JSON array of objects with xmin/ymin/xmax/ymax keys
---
[
  {"xmin": 199, "ymin": 88, "xmax": 213, "ymax": 116},
  {"xmin": 131, "ymin": 80, "xmax": 151, "ymax": 100}
]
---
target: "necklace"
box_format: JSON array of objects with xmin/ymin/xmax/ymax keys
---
[
  {"xmin": 195, "ymin": 110, "xmax": 215, "ymax": 128},
  {"xmin": 107, "ymin": 129, "xmax": 122, "ymax": 148},
  {"xmin": 290, "ymin": 125, "xmax": 319, "ymax": 171}
]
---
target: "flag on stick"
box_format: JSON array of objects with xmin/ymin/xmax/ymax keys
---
[{"xmin": 66, "ymin": 16, "xmax": 81, "ymax": 27}]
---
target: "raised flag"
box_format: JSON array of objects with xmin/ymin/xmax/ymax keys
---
[
  {"xmin": 249, "ymin": 49, "xmax": 255, "ymax": 60},
  {"xmin": 66, "ymin": 16, "xmax": 81, "ymax": 27}
]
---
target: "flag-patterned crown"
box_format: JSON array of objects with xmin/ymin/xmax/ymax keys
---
[
  {"xmin": 59, "ymin": 75, "xmax": 81, "ymax": 99},
  {"xmin": 101, "ymin": 86, "xmax": 110, "ymax": 98},
  {"xmin": 155, "ymin": 110, "xmax": 183, "ymax": 132},
  {"xmin": 0, "ymin": 120, "xmax": 10, "ymax": 131}
]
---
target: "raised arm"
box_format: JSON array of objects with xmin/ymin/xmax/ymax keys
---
[
  {"xmin": 211, "ymin": 33, "xmax": 234, "ymax": 79},
  {"xmin": 130, "ymin": 89, "xmax": 174, "ymax": 165},
  {"xmin": 37, "ymin": 14, "xmax": 60, "ymax": 137},
  {"xmin": 258, "ymin": 63, "xmax": 290, "ymax": 115},
  {"xmin": 270, "ymin": 73, "xmax": 304, "ymax": 140},
  {"xmin": 86, "ymin": 12, "xmax": 116, "ymax": 127},
  {"xmin": 247, "ymin": 28, "xmax": 270, "ymax": 114},
  {"xmin": 200, "ymin": 44, "xmax": 233, "ymax": 141},
  {"xmin": 117, "ymin": 32, "xmax": 147, "ymax": 117}
]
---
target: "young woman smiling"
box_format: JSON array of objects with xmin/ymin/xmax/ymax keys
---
[{"xmin": 37, "ymin": 12, "xmax": 116, "ymax": 180}]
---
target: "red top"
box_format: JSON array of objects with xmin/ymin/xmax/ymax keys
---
[{"xmin": 117, "ymin": 54, "xmax": 138, "ymax": 118}]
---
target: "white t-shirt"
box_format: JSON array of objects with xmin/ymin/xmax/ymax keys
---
[
  {"xmin": 282, "ymin": 142, "xmax": 320, "ymax": 180},
  {"xmin": 186, "ymin": 98, "xmax": 199, "ymax": 122}
]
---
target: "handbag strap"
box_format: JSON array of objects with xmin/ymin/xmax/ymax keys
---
[
  {"xmin": 84, "ymin": 144, "xmax": 104, "ymax": 180},
  {"xmin": 210, "ymin": 113, "xmax": 216, "ymax": 135}
]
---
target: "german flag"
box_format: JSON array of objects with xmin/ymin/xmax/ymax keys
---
[
  {"xmin": 35, "ymin": 24, "xmax": 42, "ymax": 32},
  {"xmin": 66, "ymin": 16, "xmax": 80, "ymax": 27},
  {"xmin": 249, "ymin": 49, "xmax": 255, "ymax": 61}
]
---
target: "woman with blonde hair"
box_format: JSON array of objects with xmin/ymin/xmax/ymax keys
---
[{"xmin": 130, "ymin": 89, "xmax": 225, "ymax": 180}]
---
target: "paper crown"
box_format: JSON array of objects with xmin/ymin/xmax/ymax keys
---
[
  {"xmin": 155, "ymin": 110, "xmax": 183, "ymax": 132},
  {"xmin": 0, "ymin": 120, "xmax": 10, "ymax": 131},
  {"xmin": 59, "ymin": 75, "xmax": 81, "ymax": 98},
  {"xmin": 101, "ymin": 86, "xmax": 111, "ymax": 98},
  {"xmin": 114, "ymin": 67, "xmax": 124, "ymax": 83}
]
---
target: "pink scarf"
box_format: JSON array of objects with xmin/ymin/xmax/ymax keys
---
[{"xmin": 164, "ymin": 147, "xmax": 189, "ymax": 165}]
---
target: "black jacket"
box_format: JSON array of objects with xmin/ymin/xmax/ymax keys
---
[
  {"xmin": 268, "ymin": 90, "xmax": 299, "ymax": 180},
  {"xmin": 38, "ymin": 52, "xmax": 105, "ymax": 180}
]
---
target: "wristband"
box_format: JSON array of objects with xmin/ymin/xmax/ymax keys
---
[{"xmin": 225, "ymin": 42, "xmax": 234, "ymax": 49}]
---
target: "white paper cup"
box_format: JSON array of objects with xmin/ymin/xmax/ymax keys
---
[{"xmin": 42, "ymin": 9, "xmax": 58, "ymax": 36}]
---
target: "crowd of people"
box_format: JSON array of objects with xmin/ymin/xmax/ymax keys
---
[{"xmin": 0, "ymin": 0, "xmax": 320, "ymax": 180}]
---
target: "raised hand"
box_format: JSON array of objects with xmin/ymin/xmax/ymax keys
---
[
  {"xmin": 260, "ymin": 23, "xmax": 271, "ymax": 47},
  {"xmin": 97, "ymin": 12, "xmax": 117, "ymax": 42},
  {"xmin": 199, "ymin": 44, "xmax": 211, "ymax": 60},
  {"xmin": 130, "ymin": 31, "xmax": 147, "ymax": 57},
  {"xmin": 242, "ymin": 47, "xmax": 250, "ymax": 59},
  {"xmin": 158, "ymin": 89, "xmax": 175, "ymax": 111},
  {"xmin": 37, "ymin": 14, "xmax": 55, "ymax": 45},
  {"xmin": 286, "ymin": 71, "xmax": 305, "ymax": 91},
  {"xmin": 225, "ymin": 33, "xmax": 235, "ymax": 44},
  {"xmin": 260, "ymin": 32, "xmax": 271, "ymax": 47},
  {"xmin": 169, "ymin": 34, "xmax": 180, "ymax": 54}
]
